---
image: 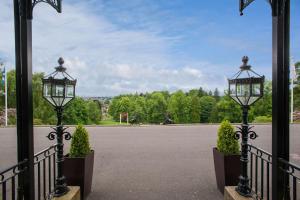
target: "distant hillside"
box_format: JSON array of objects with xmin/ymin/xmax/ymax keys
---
[{"xmin": 81, "ymin": 96, "xmax": 112, "ymax": 102}]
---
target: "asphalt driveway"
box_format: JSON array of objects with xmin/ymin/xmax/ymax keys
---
[{"xmin": 0, "ymin": 125, "xmax": 299, "ymax": 200}]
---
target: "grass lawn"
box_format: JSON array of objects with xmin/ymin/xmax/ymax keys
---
[{"xmin": 98, "ymin": 120, "xmax": 128, "ymax": 126}]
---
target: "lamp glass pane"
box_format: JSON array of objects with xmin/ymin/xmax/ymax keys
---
[
  {"xmin": 45, "ymin": 96, "xmax": 55, "ymax": 106},
  {"xmin": 248, "ymin": 96, "xmax": 259, "ymax": 105},
  {"xmin": 252, "ymin": 83, "xmax": 261, "ymax": 96},
  {"xmin": 66, "ymin": 85, "xmax": 74, "ymax": 97},
  {"xmin": 43, "ymin": 83, "xmax": 51, "ymax": 97},
  {"xmin": 237, "ymin": 83, "xmax": 250, "ymax": 97},
  {"xmin": 229, "ymin": 83, "xmax": 236, "ymax": 97},
  {"xmin": 53, "ymin": 84, "xmax": 64, "ymax": 97},
  {"xmin": 236, "ymin": 82, "xmax": 251, "ymax": 105},
  {"xmin": 62, "ymin": 97, "xmax": 72, "ymax": 106},
  {"xmin": 231, "ymin": 96, "xmax": 240, "ymax": 104},
  {"xmin": 53, "ymin": 97, "xmax": 64, "ymax": 107}
]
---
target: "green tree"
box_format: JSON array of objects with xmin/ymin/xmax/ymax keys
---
[
  {"xmin": 63, "ymin": 97, "xmax": 89, "ymax": 125},
  {"xmin": 108, "ymin": 96, "xmax": 133, "ymax": 121},
  {"xmin": 212, "ymin": 95, "xmax": 241, "ymax": 123},
  {"xmin": 167, "ymin": 90, "xmax": 190, "ymax": 123},
  {"xmin": 32, "ymin": 72, "xmax": 56, "ymax": 124},
  {"xmin": 7, "ymin": 70, "xmax": 16, "ymax": 108},
  {"xmin": 187, "ymin": 89, "xmax": 199, "ymax": 97},
  {"xmin": 294, "ymin": 62, "xmax": 300, "ymax": 110},
  {"xmin": 87, "ymin": 100, "xmax": 102, "ymax": 124},
  {"xmin": 198, "ymin": 87, "xmax": 207, "ymax": 98},
  {"xmin": 213, "ymin": 88, "xmax": 220, "ymax": 101},
  {"xmin": 189, "ymin": 95, "xmax": 201, "ymax": 123},
  {"xmin": 146, "ymin": 92, "xmax": 167, "ymax": 123},
  {"xmin": 199, "ymin": 96, "xmax": 216, "ymax": 123},
  {"xmin": 131, "ymin": 95, "xmax": 146, "ymax": 123},
  {"xmin": 250, "ymin": 81, "xmax": 272, "ymax": 118}
]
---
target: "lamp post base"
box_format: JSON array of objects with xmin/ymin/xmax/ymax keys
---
[
  {"xmin": 53, "ymin": 185, "xmax": 70, "ymax": 197},
  {"xmin": 235, "ymin": 184, "xmax": 252, "ymax": 197},
  {"xmin": 225, "ymin": 186, "xmax": 253, "ymax": 200}
]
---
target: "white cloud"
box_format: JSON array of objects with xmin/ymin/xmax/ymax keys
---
[{"xmin": 0, "ymin": 0, "xmax": 227, "ymax": 96}]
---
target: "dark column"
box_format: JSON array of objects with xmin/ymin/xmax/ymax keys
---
[
  {"xmin": 236, "ymin": 106, "xmax": 251, "ymax": 196},
  {"xmin": 14, "ymin": 0, "xmax": 35, "ymax": 199},
  {"xmin": 272, "ymin": 0, "xmax": 290, "ymax": 199},
  {"xmin": 13, "ymin": 0, "xmax": 24, "ymax": 197},
  {"xmin": 54, "ymin": 108, "xmax": 69, "ymax": 197}
]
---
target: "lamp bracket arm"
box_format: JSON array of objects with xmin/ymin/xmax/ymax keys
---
[
  {"xmin": 240, "ymin": 0, "xmax": 288, "ymax": 17},
  {"xmin": 22, "ymin": 0, "xmax": 62, "ymax": 19},
  {"xmin": 239, "ymin": 0, "xmax": 256, "ymax": 15}
]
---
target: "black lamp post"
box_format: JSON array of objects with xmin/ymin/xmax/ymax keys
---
[
  {"xmin": 42, "ymin": 57, "xmax": 76, "ymax": 197},
  {"xmin": 228, "ymin": 56, "xmax": 264, "ymax": 197}
]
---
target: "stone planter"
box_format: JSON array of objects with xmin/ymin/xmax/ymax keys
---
[
  {"xmin": 64, "ymin": 150, "xmax": 94, "ymax": 200},
  {"xmin": 213, "ymin": 147, "xmax": 240, "ymax": 194}
]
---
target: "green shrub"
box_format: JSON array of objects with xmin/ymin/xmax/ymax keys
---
[
  {"xmin": 33, "ymin": 118, "xmax": 43, "ymax": 125},
  {"xmin": 253, "ymin": 116, "xmax": 272, "ymax": 123},
  {"xmin": 217, "ymin": 120, "xmax": 240, "ymax": 155},
  {"xmin": 69, "ymin": 125, "xmax": 91, "ymax": 157},
  {"xmin": 8, "ymin": 115, "xmax": 16, "ymax": 125}
]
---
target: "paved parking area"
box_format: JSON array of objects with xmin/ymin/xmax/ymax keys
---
[{"xmin": 0, "ymin": 125, "xmax": 299, "ymax": 200}]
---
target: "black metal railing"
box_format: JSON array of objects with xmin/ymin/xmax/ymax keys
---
[
  {"xmin": 0, "ymin": 144, "xmax": 57, "ymax": 200},
  {"xmin": 247, "ymin": 144, "xmax": 272, "ymax": 200},
  {"xmin": 248, "ymin": 144, "xmax": 300, "ymax": 200},
  {"xmin": 0, "ymin": 159, "xmax": 28, "ymax": 200},
  {"xmin": 34, "ymin": 144, "xmax": 58, "ymax": 200},
  {"xmin": 279, "ymin": 158, "xmax": 300, "ymax": 200}
]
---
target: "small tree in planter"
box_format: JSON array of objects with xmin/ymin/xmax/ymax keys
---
[
  {"xmin": 64, "ymin": 125, "xmax": 94, "ymax": 200},
  {"xmin": 213, "ymin": 120, "xmax": 240, "ymax": 194}
]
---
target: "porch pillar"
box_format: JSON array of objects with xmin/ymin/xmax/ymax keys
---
[
  {"xmin": 272, "ymin": 0, "xmax": 290, "ymax": 199},
  {"xmin": 13, "ymin": 0, "xmax": 35, "ymax": 199}
]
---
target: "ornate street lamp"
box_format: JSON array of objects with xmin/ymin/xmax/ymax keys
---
[
  {"xmin": 228, "ymin": 56, "xmax": 264, "ymax": 197},
  {"xmin": 42, "ymin": 57, "xmax": 76, "ymax": 197}
]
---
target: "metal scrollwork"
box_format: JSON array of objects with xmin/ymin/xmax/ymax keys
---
[
  {"xmin": 32, "ymin": 0, "xmax": 61, "ymax": 12},
  {"xmin": 27, "ymin": 0, "xmax": 61, "ymax": 19},
  {"xmin": 240, "ymin": 0, "xmax": 288, "ymax": 17},
  {"xmin": 248, "ymin": 126, "xmax": 258, "ymax": 140},
  {"xmin": 235, "ymin": 125, "xmax": 258, "ymax": 140},
  {"xmin": 62, "ymin": 126, "xmax": 72, "ymax": 140},
  {"xmin": 47, "ymin": 131, "xmax": 57, "ymax": 140},
  {"xmin": 46, "ymin": 126, "xmax": 72, "ymax": 141},
  {"xmin": 64, "ymin": 131, "xmax": 72, "ymax": 140},
  {"xmin": 239, "ymin": 0, "xmax": 256, "ymax": 15},
  {"xmin": 235, "ymin": 128, "xmax": 242, "ymax": 140},
  {"xmin": 249, "ymin": 130, "xmax": 258, "ymax": 140}
]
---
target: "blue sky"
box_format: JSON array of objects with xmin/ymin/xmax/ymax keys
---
[{"xmin": 0, "ymin": 0, "xmax": 299, "ymax": 96}]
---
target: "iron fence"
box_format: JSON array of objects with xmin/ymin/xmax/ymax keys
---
[
  {"xmin": 34, "ymin": 144, "xmax": 57, "ymax": 200},
  {"xmin": 0, "ymin": 144, "xmax": 57, "ymax": 200},
  {"xmin": 247, "ymin": 144, "xmax": 272, "ymax": 200},
  {"xmin": 279, "ymin": 158, "xmax": 300, "ymax": 200},
  {"xmin": 0, "ymin": 159, "xmax": 28, "ymax": 200},
  {"xmin": 248, "ymin": 144, "xmax": 300, "ymax": 200}
]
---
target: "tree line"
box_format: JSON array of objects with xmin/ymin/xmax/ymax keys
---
[{"xmin": 109, "ymin": 82, "xmax": 273, "ymax": 124}]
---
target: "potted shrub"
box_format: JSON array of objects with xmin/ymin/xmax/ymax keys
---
[
  {"xmin": 64, "ymin": 125, "xmax": 94, "ymax": 200},
  {"xmin": 213, "ymin": 120, "xmax": 240, "ymax": 194}
]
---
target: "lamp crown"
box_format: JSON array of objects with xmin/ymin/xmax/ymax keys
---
[
  {"xmin": 55, "ymin": 57, "xmax": 66, "ymax": 72},
  {"xmin": 240, "ymin": 56, "xmax": 251, "ymax": 70},
  {"xmin": 58, "ymin": 57, "xmax": 64, "ymax": 65}
]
